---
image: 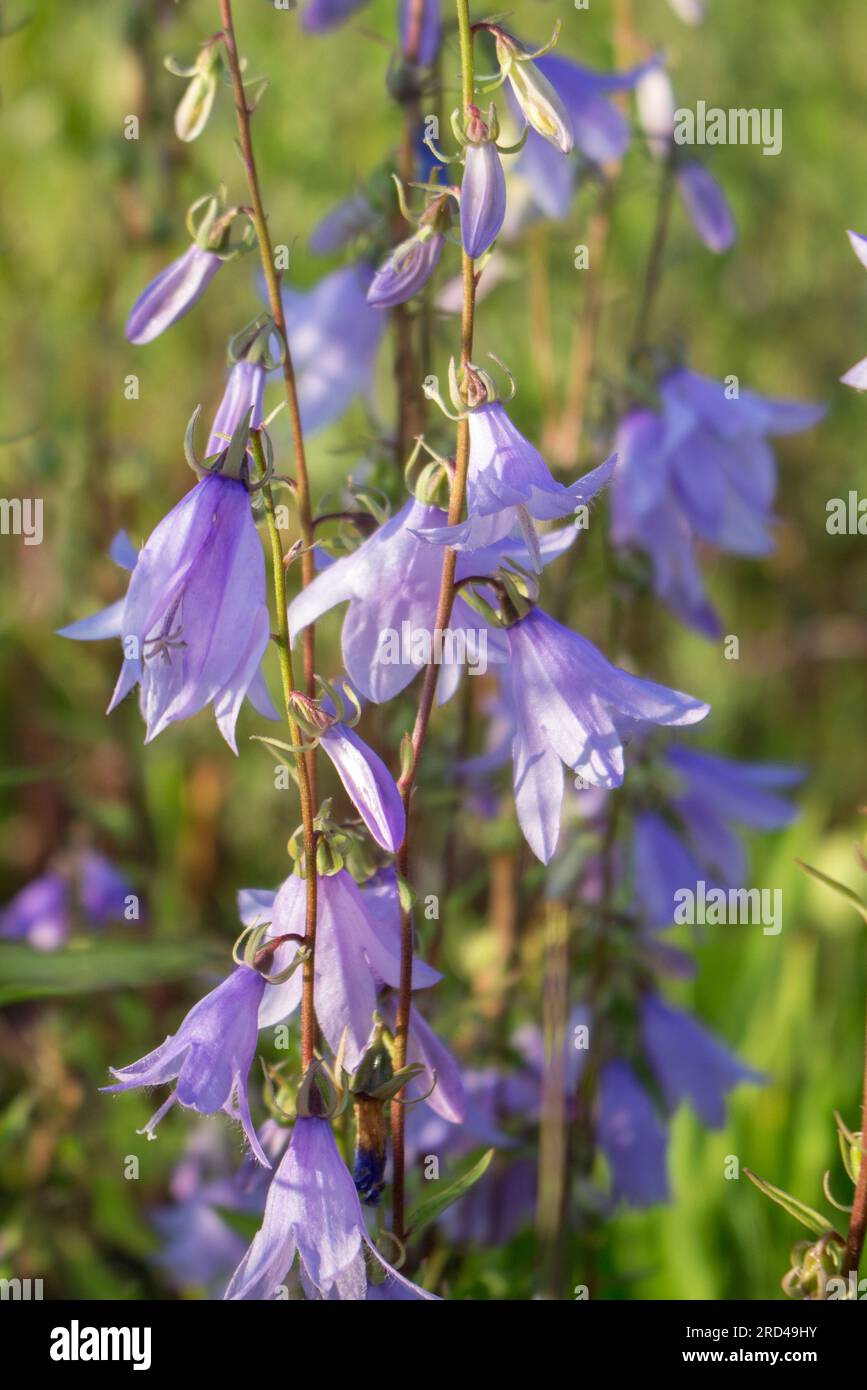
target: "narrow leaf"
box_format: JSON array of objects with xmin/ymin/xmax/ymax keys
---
[{"xmin": 406, "ymin": 1148, "xmax": 495, "ymax": 1237}]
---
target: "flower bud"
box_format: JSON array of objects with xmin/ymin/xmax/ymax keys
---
[
  {"xmin": 367, "ymin": 229, "xmax": 444, "ymax": 309},
  {"xmin": 167, "ymin": 42, "xmax": 223, "ymax": 143},
  {"xmin": 460, "ymin": 110, "xmax": 506, "ymax": 259},
  {"xmin": 206, "ymin": 359, "xmax": 266, "ymax": 459},
  {"xmin": 125, "ymin": 243, "xmax": 222, "ymax": 345},
  {"xmin": 495, "ymin": 32, "xmax": 573, "ymax": 154}
]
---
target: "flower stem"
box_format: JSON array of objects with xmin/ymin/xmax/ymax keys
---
[
  {"xmin": 631, "ymin": 155, "xmax": 675, "ymax": 359},
  {"xmin": 249, "ymin": 432, "xmax": 319, "ymax": 1070},
  {"xmin": 219, "ymin": 0, "xmax": 317, "ymax": 745},
  {"xmin": 389, "ymin": 0, "xmax": 478, "ymax": 1241},
  {"xmin": 220, "ymin": 0, "xmax": 319, "ymax": 1069}
]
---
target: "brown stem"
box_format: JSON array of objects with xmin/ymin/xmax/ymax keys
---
[{"xmin": 220, "ymin": 0, "xmax": 319, "ymax": 1067}]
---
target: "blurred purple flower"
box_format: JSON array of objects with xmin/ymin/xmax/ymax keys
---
[
  {"xmin": 675, "ymin": 162, "xmax": 736, "ymax": 254},
  {"xmin": 0, "ymin": 873, "xmax": 69, "ymax": 951},
  {"xmin": 225, "ymin": 1116, "xmax": 439, "ymax": 1299},
  {"xmin": 632, "ymin": 747, "xmax": 802, "ymax": 926},
  {"xmin": 243, "ymin": 869, "xmax": 439, "ymax": 1071},
  {"xmin": 126, "ymin": 244, "xmax": 221, "ymax": 345},
  {"xmin": 367, "ymin": 232, "xmax": 444, "ymax": 309},
  {"xmin": 104, "ymin": 964, "xmax": 270, "ymax": 1166},
  {"xmin": 640, "ymin": 995, "xmax": 763, "ymax": 1128},
  {"xmin": 59, "ymin": 477, "xmax": 277, "ymax": 751},
  {"xmin": 78, "ymin": 850, "xmax": 137, "ymax": 927},
  {"xmin": 309, "ymin": 194, "xmax": 378, "ymax": 255},
  {"xmin": 415, "ymin": 400, "xmax": 615, "ymax": 560},
  {"xmin": 597, "ymin": 1061, "xmax": 669, "ymax": 1207},
  {"xmin": 281, "ymin": 263, "xmax": 386, "ymax": 433},
  {"xmin": 302, "ymin": 0, "xmax": 368, "ymax": 33},
  {"xmin": 504, "ymin": 605, "xmax": 709, "ymax": 861},
  {"xmin": 534, "ymin": 52, "xmax": 656, "ymax": 165},
  {"xmin": 400, "ymin": 0, "xmax": 440, "ymax": 66}
]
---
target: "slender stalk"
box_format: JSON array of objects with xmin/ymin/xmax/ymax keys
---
[
  {"xmin": 219, "ymin": 0, "xmax": 317, "ymax": 752},
  {"xmin": 843, "ymin": 1008, "xmax": 867, "ymax": 1276},
  {"xmin": 250, "ymin": 433, "xmax": 319, "ymax": 1070},
  {"xmin": 390, "ymin": 0, "xmax": 477, "ymax": 1240},
  {"xmin": 392, "ymin": 0, "xmax": 426, "ymax": 464},
  {"xmin": 630, "ymin": 155, "xmax": 675, "ymax": 359},
  {"xmin": 220, "ymin": 0, "xmax": 319, "ymax": 1068}
]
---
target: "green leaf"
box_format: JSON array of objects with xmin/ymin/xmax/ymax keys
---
[
  {"xmin": 743, "ymin": 1168, "xmax": 837, "ymax": 1237},
  {"xmin": 796, "ymin": 859, "xmax": 867, "ymax": 924},
  {"xmin": 0, "ymin": 939, "xmax": 222, "ymax": 1006},
  {"xmin": 406, "ymin": 1148, "xmax": 495, "ymax": 1238}
]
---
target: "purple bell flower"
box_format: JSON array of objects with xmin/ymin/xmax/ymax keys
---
[
  {"xmin": 597, "ymin": 1061, "xmax": 670, "ymax": 1207},
  {"xmin": 126, "ymin": 244, "xmax": 222, "ymax": 345},
  {"xmin": 379, "ymin": 996, "xmax": 466, "ymax": 1123},
  {"xmin": 317, "ymin": 707, "xmax": 406, "ymax": 853},
  {"xmin": 242, "ymin": 868, "xmax": 440, "ymax": 1072},
  {"xmin": 301, "ymin": 0, "xmax": 369, "ymax": 32},
  {"xmin": 286, "ymin": 496, "xmax": 575, "ymax": 705},
  {"xmin": 225, "ymin": 1115, "xmax": 439, "ymax": 1299},
  {"xmin": 367, "ymin": 231, "xmax": 444, "ymax": 309},
  {"xmin": 59, "ymin": 478, "xmax": 278, "ymax": 751},
  {"xmin": 309, "ymin": 194, "xmax": 378, "ymax": 255},
  {"xmin": 206, "ymin": 360, "xmax": 266, "ymax": 458},
  {"xmin": 841, "ymin": 231, "xmax": 867, "ymax": 389},
  {"xmin": 399, "ymin": 0, "xmax": 440, "ymax": 66},
  {"xmin": 415, "ymin": 398, "xmax": 615, "ymax": 560},
  {"xmin": 640, "ymin": 995, "xmax": 763, "ymax": 1129},
  {"xmin": 280, "ymin": 263, "xmax": 385, "ymax": 434},
  {"xmin": 78, "ymin": 850, "xmax": 137, "ymax": 927},
  {"xmin": 504, "ymin": 605, "xmax": 709, "ymax": 862},
  {"xmin": 103, "ymin": 964, "xmax": 270, "ymax": 1166},
  {"xmin": 675, "ymin": 162, "xmax": 736, "ymax": 254},
  {"xmin": 0, "ymin": 873, "xmax": 70, "ymax": 951},
  {"xmin": 632, "ymin": 747, "xmax": 802, "ymax": 927},
  {"xmin": 460, "ymin": 116, "xmax": 507, "ymax": 259}
]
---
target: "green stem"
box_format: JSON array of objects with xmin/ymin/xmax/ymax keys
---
[
  {"xmin": 389, "ymin": 0, "xmax": 477, "ymax": 1242},
  {"xmin": 250, "ymin": 432, "xmax": 319, "ymax": 1070}
]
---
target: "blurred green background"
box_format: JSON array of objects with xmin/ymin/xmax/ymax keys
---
[{"xmin": 1, "ymin": 0, "xmax": 866, "ymax": 1299}]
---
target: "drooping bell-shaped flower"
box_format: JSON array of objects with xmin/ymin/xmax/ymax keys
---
[
  {"xmin": 297, "ymin": 684, "xmax": 405, "ymax": 851},
  {"xmin": 367, "ymin": 228, "xmax": 444, "ymax": 309},
  {"xmin": 399, "ymin": 0, "xmax": 440, "ymax": 66},
  {"xmin": 280, "ymin": 263, "xmax": 386, "ymax": 433},
  {"xmin": 460, "ymin": 109, "xmax": 507, "ymax": 259},
  {"xmin": 504, "ymin": 605, "xmax": 709, "ymax": 862},
  {"xmin": 533, "ymin": 51, "xmax": 654, "ymax": 163},
  {"xmin": 103, "ymin": 964, "xmax": 271, "ymax": 1166},
  {"xmin": 225, "ymin": 1115, "xmax": 438, "ymax": 1299},
  {"xmin": 59, "ymin": 477, "xmax": 277, "ymax": 751},
  {"xmin": 302, "ymin": 0, "xmax": 369, "ymax": 32},
  {"xmin": 415, "ymin": 393, "xmax": 615, "ymax": 560},
  {"xmin": 243, "ymin": 868, "xmax": 440, "ymax": 1072},
  {"xmin": 597, "ymin": 1061, "xmax": 669, "ymax": 1207},
  {"xmin": 494, "ymin": 31, "xmax": 573, "ymax": 153},
  {"xmin": 0, "ymin": 873, "xmax": 70, "ymax": 951},
  {"xmin": 841, "ymin": 230, "xmax": 867, "ymax": 389},
  {"xmin": 286, "ymin": 496, "xmax": 576, "ymax": 704},
  {"xmin": 126, "ymin": 244, "xmax": 222, "ymax": 345},
  {"xmin": 631, "ymin": 746, "xmax": 802, "ymax": 927},
  {"xmin": 378, "ymin": 995, "xmax": 466, "ymax": 1124},
  {"xmin": 675, "ymin": 162, "xmax": 736, "ymax": 254},
  {"xmin": 78, "ymin": 850, "xmax": 137, "ymax": 927},
  {"xmin": 640, "ymin": 995, "xmax": 763, "ymax": 1129}
]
